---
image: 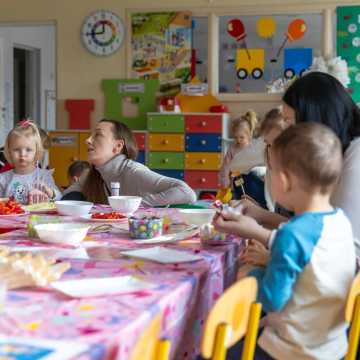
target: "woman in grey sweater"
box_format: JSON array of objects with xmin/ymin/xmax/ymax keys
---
[{"xmin": 63, "ymin": 119, "xmax": 196, "ymax": 207}]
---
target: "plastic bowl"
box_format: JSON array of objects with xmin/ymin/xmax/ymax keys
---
[
  {"xmin": 108, "ymin": 196, "xmax": 142, "ymax": 215},
  {"xmin": 34, "ymin": 223, "xmax": 91, "ymax": 247},
  {"xmin": 178, "ymin": 209, "xmax": 216, "ymax": 226},
  {"xmin": 55, "ymin": 201, "xmax": 93, "ymax": 217}
]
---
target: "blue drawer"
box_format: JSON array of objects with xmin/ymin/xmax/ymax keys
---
[
  {"xmin": 136, "ymin": 151, "xmax": 145, "ymax": 164},
  {"xmin": 154, "ymin": 169, "xmax": 184, "ymax": 180},
  {"xmin": 185, "ymin": 134, "xmax": 222, "ymax": 152}
]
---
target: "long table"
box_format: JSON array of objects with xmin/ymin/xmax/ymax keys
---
[{"xmin": 0, "ymin": 208, "xmax": 242, "ymax": 359}]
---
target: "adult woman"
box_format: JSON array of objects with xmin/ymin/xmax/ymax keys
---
[
  {"xmin": 63, "ymin": 119, "xmax": 196, "ymax": 207},
  {"xmin": 225, "ymin": 72, "xmax": 360, "ymax": 258}
]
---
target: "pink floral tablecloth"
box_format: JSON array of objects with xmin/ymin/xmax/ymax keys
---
[{"xmin": 0, "ymin": 209, "xmax": 242, "ymax": 359}]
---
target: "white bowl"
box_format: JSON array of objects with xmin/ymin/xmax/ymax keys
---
[
  {"xmin": 55, "ymin": 201, "xmax": 93, "ymax": 217},
  {"xmin": 108, "ymin": 196, "xmax": 142, "ymax": 214},
  {"xmin": 34, "ymin": 223, "xmax": 91, "ymax": 247},
  {"xmin": 178, "ymin": 209, "xmax": 216, "ymax": 226}
]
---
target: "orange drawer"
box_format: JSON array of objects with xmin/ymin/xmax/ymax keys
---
[
  {"xmin": 185, "ymin": 171, "xmax": 220, "ymax": 189},
  {"xmin": 185, "ymin": 152, "xmax": 222, "ymax": 170},
  {"xmin": 149, "ymin": 134, "xmax": 184, "ymax": 151},
  {"xmin": 134, "ymin": 132, "xmax": 146, "ymax": 150},
  {"xmin": 185, "ymin": 114, "xmax": 222, "ymax": 133}
]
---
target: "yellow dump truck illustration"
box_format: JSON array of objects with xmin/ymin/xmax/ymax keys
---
[{"xmin": 236, "ymin": 49, "xmax": 265, "ymax": 80}]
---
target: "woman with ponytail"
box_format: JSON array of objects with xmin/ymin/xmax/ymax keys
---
[{"xmin": 63, "ymin": 119, "xmax": 196, "ymax": 207}]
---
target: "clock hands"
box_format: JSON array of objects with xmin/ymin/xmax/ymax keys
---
[{"xmin": 85, "ymin": 22, "xmax": 105, "ymax": 36}]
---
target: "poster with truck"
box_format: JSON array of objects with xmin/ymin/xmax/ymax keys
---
[{"xmin": 131, "ymin": 12, "xmax": 192, "ymax": 96}]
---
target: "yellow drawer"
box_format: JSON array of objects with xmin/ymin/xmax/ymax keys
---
[
  {"xmin": 149, "ymin": 134, "xmax": 184, "ymax": 151},
  {"xmin": 185, "ymin": 152, "xmax": 222, "ymax": 170}
]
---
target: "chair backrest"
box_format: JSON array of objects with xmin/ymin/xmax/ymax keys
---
[
  {"xmin": 201, "ymin": 277, "xmax": 261, "ymax": 360},
  {"xmin": 129, "ymin": 314, "xmax": 170, "ymax": 360},
  {"xmin": 345, "ymin": 272, "xmax": 360, "ymax": 360}
]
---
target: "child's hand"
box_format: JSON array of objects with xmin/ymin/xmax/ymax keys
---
[
  {"xmin": 230, "ymin": 197, "xmax": 268, "ymax": 223},
  {"xmin": 28, "ymin": 188, "xmax": 49, "ymax": 204},
  {"xmin": 212, "ymin": 210, "xmax": 262, "ymax": 239},
  {"xmin": 240, "ymin": 239, "xmax": 270, "ymax": 267}
]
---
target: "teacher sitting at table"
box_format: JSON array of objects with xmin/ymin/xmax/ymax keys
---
[{"xmin": 63, "ymin": 119, "xmax": 196, "ymax": 207}]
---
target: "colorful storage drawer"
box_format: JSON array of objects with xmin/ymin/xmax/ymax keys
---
[
  {"xmin": 148, "ymin": 152, "xmax": 184, "ymax": 170},
  {"xmin": 149, "ymin": 134, "xmax": 184, "ymax": 152},
  {"xmin": 184, "ymin": 171, "xmax": 220, "ymax": 189},
  {"xmin": 185, "ymin": 134, "xmax": 221, "ymax": 152},
  {"xmin": 155, "ymin": 169, "xmax": 184, "ymax": 180},
  {"xmin": 136, "ymin": 151, "xmax": 145, "ymax": 164},
  {"xmin": 185, "ymin": 114, "xmax": 222, "ymax": 133},
  {"xmin": 133, "ymin": 132, "xmax": 146, "ymax": 150},
  {"xmin": 185, "ymin": 152, "xmax": 222, "ymax": 170},
  {"xmin": 148, "ymin": 114, "xmax": 184, "ymax": 133}
]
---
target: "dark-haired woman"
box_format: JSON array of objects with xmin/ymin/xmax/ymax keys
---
[
  {"xmin": 230, "ymin": 72, "xmax": 360, "ymax": 259},
  {"xmin": 63, "ymin": 120, "xmax": 196, "ymax": 207}
]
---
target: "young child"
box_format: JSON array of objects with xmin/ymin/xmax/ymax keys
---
[
  {"xmin": 214, "ymin": 123, "xmax": 356, "ymax": 359},
  {"xmin": 0, "ymin": 120, "xmax": 61, "ymax": 204},
  {"xmin": 219, "ymin": 110, "xmax": 258, "ymax": 189},
  {"xmin": 67, "ymin": 160, "xmax": 90, "ymax": 187}
]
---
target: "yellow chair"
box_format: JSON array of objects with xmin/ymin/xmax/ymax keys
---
[
  {"xmin": 130, "ymin": 314, "xmax": 171, "ymax": 360},
  {"xmin": 345, "ymin": 272, "xmax": 360, "ymax": 360},
  {"xmin": 201, "ymin": 277, "xmax": 262, "ymax": 360}
]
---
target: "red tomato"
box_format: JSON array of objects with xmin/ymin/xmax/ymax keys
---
[{"xmin": 91, "ymin": 212, "xmax": 126, "ymax": 220}]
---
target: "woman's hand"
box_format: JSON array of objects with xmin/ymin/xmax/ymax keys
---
[
  {"xmin": 212, "ymin": 210, "xmax": 271, "ymax": 246},
  {"xmin": 240, "ymin": 239, "xmax": 270, "ymax": 267}
]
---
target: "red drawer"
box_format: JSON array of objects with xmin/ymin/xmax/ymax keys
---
[
  {"xmin": 185, "ymin": 115, "xmax": 222, "ymax": 133},
  {"xmin": 133, "ymin": 132, "xmax": 146, "ymax": 150},
  {"xmin": 185, "ymin": 170, "xmax": 220, "ymax": 189}
]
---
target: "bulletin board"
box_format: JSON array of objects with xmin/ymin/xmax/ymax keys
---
[
  {"xmin": 216, "ymin": 14, "xmax": 321, "ymax": 93},
  {"xmin": 131, "ymin": 11, "xmax": 192, "ymax": 96},
  {"xmin": 337, "ymin": 6, "xmax": 360, "ymax": 106}
]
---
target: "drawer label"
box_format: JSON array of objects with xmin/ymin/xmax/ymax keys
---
[{"xmin": 51, "ymin": 136, "xmax": 76, "ymax": 146}]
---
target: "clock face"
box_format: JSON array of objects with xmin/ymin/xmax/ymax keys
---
[{"xmin": 81, "ymin": 10, "xmax": 125, "ymax": 56}]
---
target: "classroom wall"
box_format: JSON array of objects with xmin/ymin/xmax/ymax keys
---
[{"xmin": 0, "ymin": 0, "xmax": 358, "ymax": 128}]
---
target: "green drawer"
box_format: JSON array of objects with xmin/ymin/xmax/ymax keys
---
[
  {"xmin": 148, "ymin": 152, "xmax": 184, "ymax": 170},
  {"xmin": 148, "ymin": 114, "xmax": 184, "ymax": 133}
]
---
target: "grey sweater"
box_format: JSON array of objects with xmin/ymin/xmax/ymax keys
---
[{"xmin": 64, "ymin": 154, "xmax": 196, "ymax": 207}]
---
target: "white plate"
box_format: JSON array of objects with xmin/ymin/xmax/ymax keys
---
[
  {"xmin": 0, "ymin": 211, "xmax": 29, "ymax": 217},
  {"xmin": 120, "ymin": 246, "xmax": 203, "ymax": 264},
  {"xmin": 80, "ymin": 214, "xmax": 128, "ymax": 223},
  {"xmin": 51, "ymin": 276, "xmax": 154, "ymax": 298}
]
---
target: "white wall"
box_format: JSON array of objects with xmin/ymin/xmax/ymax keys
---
[{"xmin": 0, "ymin": 24, "xmax": 55, "ymax": 140}]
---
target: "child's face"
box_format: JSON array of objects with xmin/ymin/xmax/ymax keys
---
[
  {"xmin": 264, "ymin": 128, "xmax": 283, "ymax": 147},
  {"xmin": 9, "ymin": 135, "xmax": 36, "ymax": 173},
  {"xmin": 233, "ymin": 127, "xmax": 251, "ymax": 148},
  {"xmin": 268, "ymin": 150, "xmax": 291, "ymax": 210}
]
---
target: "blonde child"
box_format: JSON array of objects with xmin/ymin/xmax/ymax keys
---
[
  {"xmin": 0, "ymin": 120, "xmax": 61, "ymax": 204},
  {"xmin": 214, "ymin": 123, "xmax": 356, "ymax": 359},
  {"xmin": 219, "ymin": 110, "xmax": 258, "ymax": 189}
]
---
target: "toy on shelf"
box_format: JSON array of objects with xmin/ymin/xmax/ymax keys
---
[
  {"xmin": 159, "ymin": 96, "xmax": 181, "ymax": 113},
  {"xmin": 215, "ymin": 188, "xmax": 232, "ymax": 204}
]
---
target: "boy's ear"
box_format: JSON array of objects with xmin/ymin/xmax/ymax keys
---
[
  {"xmin": 113, "ymin": 139, "xmax": 125, "ymax": 154},
  {"xmin": 279, "ymin": 170, "xmax": 292, "ymax": 193}
]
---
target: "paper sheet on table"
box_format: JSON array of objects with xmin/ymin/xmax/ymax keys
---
[
  {"xmin": 120, "ymin": 246, "xmax": 203, "ymax": 263},
  {"xmin": 10, "ymin": 246, "xmax": 89, "ymax": 260},
  {"xmin": 0, "ymin": 336, "xmax": 88, "ymax": 360},
  {"xmin": 51, "ymin": 276, "xmax": 154, "ymax": 298}
]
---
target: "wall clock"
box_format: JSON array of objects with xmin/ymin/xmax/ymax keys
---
[{"xmin": 81, "ymin": 10, "xmax": 125, "ymax": 56}]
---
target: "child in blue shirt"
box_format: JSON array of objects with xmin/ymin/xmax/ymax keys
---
[{"xmin": 214, "ymin": 123, "xmax": 356, "ymax": 359}]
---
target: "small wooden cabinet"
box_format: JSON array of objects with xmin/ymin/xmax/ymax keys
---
[{"xmin": 146, "ymin": 112, "xmax": 229, "ymax": 191}]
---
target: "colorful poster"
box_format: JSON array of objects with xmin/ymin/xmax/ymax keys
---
[
  {"xmin": 337, "ymin": 6, "xmax": 360, "ymax": 106},
  {"xmin": 131, "ymin": 12, "xmax": 192, "ymax": 96}
]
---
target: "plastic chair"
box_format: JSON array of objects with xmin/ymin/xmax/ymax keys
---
[
  {"xmin": 129, "ymin": 314, "xmax": 171, "ymax": 360},
  {"xmin": 345, "ymin": 272, "xmax": 360, "ymax": 360},
  {"xmin": 201, "ymin": 277, "xmax": 262, "ymax": 360}
]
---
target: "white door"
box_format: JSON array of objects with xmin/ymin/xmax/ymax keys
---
[{"xmin": 0, "ymin": 37, "xmax": 9, "ymax": 147}]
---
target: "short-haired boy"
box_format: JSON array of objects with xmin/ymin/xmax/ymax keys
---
[{"xmin": 214, "ymin": 122, "xmax": 356, "ymax": 359}]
